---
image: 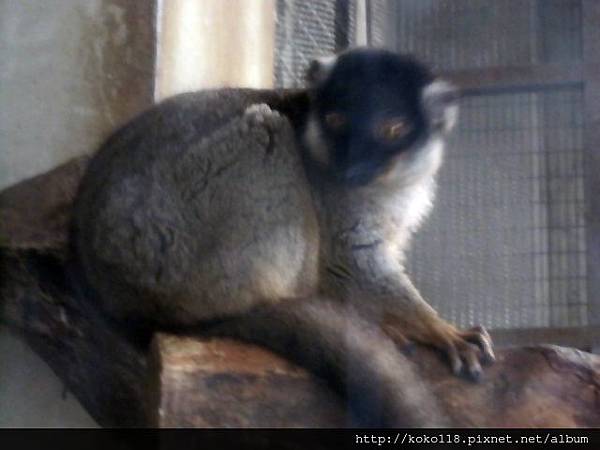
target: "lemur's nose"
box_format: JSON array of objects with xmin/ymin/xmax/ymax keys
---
[{"xmin": 341, "ymin": 162, "xmax": 376, "ymax": 187}]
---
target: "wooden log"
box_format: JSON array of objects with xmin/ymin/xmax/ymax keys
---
[
  {"xmin": 150, "ymin": 334, "xmax": 346, "ymax": 427},
  {"xmin": 151, "ymin": 334, "xmax": 600, "ymax": 428},
  {"xmin": 1, "ymin": 158, "xmax": 600, "ymax": 427}
]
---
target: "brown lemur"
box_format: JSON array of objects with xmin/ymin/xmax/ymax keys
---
[{"xmin": 71, "ymin": 48, "xmax": 494, "ymax": 427}]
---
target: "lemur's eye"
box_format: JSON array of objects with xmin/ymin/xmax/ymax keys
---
[
  {"xmin": 324, "ymin": 112, "xmax": 347, "ymax": 131},
  {"xmin": 376, "ymin": 118, "xmax": 411, "ymax": 141}
]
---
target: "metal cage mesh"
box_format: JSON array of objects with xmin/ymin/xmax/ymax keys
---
[
  {"xmin": 408, "ymin": 89, "xmax": 587, "ymax": 329},
  {"xmin": 392, "ymin": 0, "xmax": 587, "ymax": 329},
  {"xmin": 394, "ymin": 0, "xmax": 582, "ymax": 71},
  {"xmin": 273, "ymin": 0, "xmax": 588, "ymax": 330},
  {"xmin": 274, "ymin": 0, "xmax": 355, "ymax": 87}
]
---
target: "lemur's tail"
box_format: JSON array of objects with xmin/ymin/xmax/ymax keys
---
[{"xmin": 205, "ymin": 297, "xmax": 450, "ymax": 427}]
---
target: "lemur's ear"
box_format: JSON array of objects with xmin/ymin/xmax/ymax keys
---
[
  {"xmin": 306, "ymin": 55, "xmax": 337, "ymax": 86},
  {"xmin": 421, "ymin": 79, "xmax": 460, "ymax": 133}
]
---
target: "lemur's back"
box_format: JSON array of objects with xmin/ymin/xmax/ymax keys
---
[{"xmin": 72, "ymin": 91, "xmax": 319, "ymax": 324}]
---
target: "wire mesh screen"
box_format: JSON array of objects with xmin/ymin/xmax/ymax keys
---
[
  {"xmin": 367, "ymin": 0, "xmax": 395, "ymax": 48},
  {"xmin": 272, "ymin": 0, "xmax": 589, "ymax": 331},
  {"xmin": 274, "ymin": 0, "xmax": 355, "ymax": 87},
  {"xmin": 388, "ymin": 0, "xmax": 588, "ymax": 329},
  {"xmin": 407, "ymin": 89, "xmax": 587, "ymax": 329},
  {"xmin": 394, "ymin": 0, "xmax": 582, "ymax": 71}
]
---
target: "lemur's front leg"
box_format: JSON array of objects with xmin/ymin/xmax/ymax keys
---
[
  {"xmin": 329, "ymin": 247, "xmax": 495, "ymax": 380},
  {"xmin": 379, "ymin": 272, "xmax": 495, "ymax": 380}
]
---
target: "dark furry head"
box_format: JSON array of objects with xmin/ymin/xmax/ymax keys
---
[{"xmin": 304, "ymin": 48, "xmax": 458, "ymax": 187}]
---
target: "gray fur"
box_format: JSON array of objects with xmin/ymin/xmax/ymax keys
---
[{"xmin": 72, "ymin": 50, "xmax": 494, "ymax": 427}]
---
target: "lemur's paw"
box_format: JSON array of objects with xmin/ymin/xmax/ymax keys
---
[
  {"xmin": 244, "ymin": 103, "xmax": 283, "ymax": 126},
  {"xmin": 459, "ymin": 325, "xmax": 496, "ymax": 366},
  {"xmin": 244, "ymin": 103, "xmax": 274, "ymax": 120},
  {"xmin": 432, "ymin": 323, "xmax": 495, "ymax": 381},
  {"xmin": 384, "ymin": 314, "xmax": 495, "ymax": 381}
]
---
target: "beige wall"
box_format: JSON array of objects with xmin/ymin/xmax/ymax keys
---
[
  {"xmin": 0, "ymin": 0, "xmax": 276, "ymax": 190},
  {"xmin": 156, "ymin": 0, "xmax": 275, "ymax": 99},
  {"xmin": 0, "ymin": 0, "xmax": 155, "ymax": 190},
  {"xmin": 0, "ymin": 327, "xmax": 97, "ymax": 427}
]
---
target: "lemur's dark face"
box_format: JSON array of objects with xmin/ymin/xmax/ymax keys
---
[{"xmin": 306, "ymin": 49, "xmax": 457, "ymax": 187}]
